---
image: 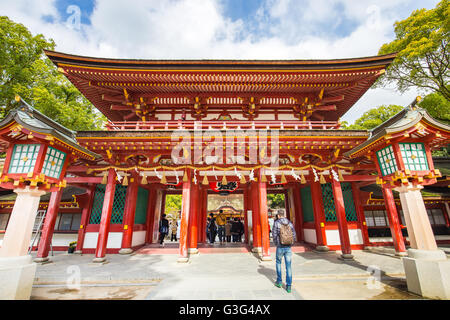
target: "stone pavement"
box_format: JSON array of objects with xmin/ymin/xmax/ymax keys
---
[{"xmin": 29, "ymin": 244, "xmax": 438, "ymax": 300}]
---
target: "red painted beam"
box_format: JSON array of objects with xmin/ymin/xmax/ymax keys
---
[
  {"xmin": 76, "ymin": 186, "xmax": 95, "ymax": 252},
  {"xmin": 258, "ymin": 170, "xmax": 271, "ymax": 259},
  {"xmin": 66, "ymin": 177, "xmax": 103, "ymax": 184},
  {"xmin": 331, "ymin": 179, "xmax": 352, "ymax": 257},
  {"xmin": 310, "ymin": 181, "xmax": 328, "ymax": 247},
  {"xmin": 35, "ymin": 189, "xmax": 63, "ymax": 260},
  {"xmin": 382, "ymin": 186, "xmax": 406, "ymax": 254},
  {"xmin": 179, "ymin": 170, "xmax": 192, "ymax": 260},
  {"xmin": 94, "ymin": 168, "xmax": 116, "ymax": 261},
  {"xmin": 121, "ymin": 171, "xmax": 139, "ymax": 251}
]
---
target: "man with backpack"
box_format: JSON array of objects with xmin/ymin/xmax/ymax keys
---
[{"xmin": 272, "ymin": 210, "xmax": 296, "ymax": 293}]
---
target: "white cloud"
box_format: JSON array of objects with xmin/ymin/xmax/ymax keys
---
[{"xmin": 0, "ymin": 0, "xmax": 441, "ymax": 123}]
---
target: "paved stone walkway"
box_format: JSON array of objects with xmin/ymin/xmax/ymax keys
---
[{"xmin": 29, "ymin": 244, "xmax": 436, "ymax": 300}]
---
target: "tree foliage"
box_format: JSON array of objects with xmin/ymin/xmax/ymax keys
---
[
  {"xmin": 418, "ymin": 91, "xmax": 450, "ymax": 124},
  {"xmin": 376, "ymin": 0, "xmax": 449, "ymax": 100},
  {"xmin": 0, "ymin": 16, "xmax": 105, "ymax": 130},
  {"xmin": 267, "ymin": 193, "xmax": 285, "ymax": 209},
  {"xmin": 342, "ymin": 104, "xmax": 404, "ymax": 130},
  {"xmin": 164, "ymin": 195, "xmax": 182, "ymax": 218}
]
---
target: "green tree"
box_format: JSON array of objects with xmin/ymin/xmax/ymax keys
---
[
  {"xmin": 418, "ymin": 91, "xmax": 450, "ymax": 124},
  {"xmin": 267, "ymin": 193, "xmax": 285, "ymax": 209},
  {"xmin": 377, "ymin": 0, "xmax": 449, "ymax": 100},
  {"xmin": 0, "ymin": 16, "xmax": 105, "ymax": 130},
  {"xmin": 343, "ymin": 104, "xmax": 403, "ymax": 130},
  {"xmin": 164, "ymin": 195, "xmax": 182, "ymax": 218}
]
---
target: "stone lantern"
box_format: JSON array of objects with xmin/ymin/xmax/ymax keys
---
[
  {"xmin": 0, "ymin": 97, "xmax": 96, "ymax": 299},
  {"xmin": 345, "ymin": 97, "xmax": 450, "ymax": 299}
]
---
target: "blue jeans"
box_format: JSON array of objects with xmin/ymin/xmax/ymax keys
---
[
  {"xmin": 276, "ymin": 246, "xmax": 292, "ymax": 286},
  {"xmin": 217, "ymin": 226, "xmax": 225, "ymax": 242}
]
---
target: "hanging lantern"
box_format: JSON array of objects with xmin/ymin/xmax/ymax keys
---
[
  {"xmin": 141, "ymin": 174, "xmax": 148, "ymax": 185},
  {"xmin": 240, "ymin": 174, "xmax": 247, "ymax": 184},
  {"xmin": 202, "ymin": 174, "xmax": 209, "ymax": 185},
  {"xmin": 183, "ymin": 170, "xmax": 188, "ymax": 182},
  {"xmin": 221, "ymin": 175, "xmax": 228, "ymax": 185},
  {"xmin": 280, "ymin": 173, "xmax": 287, "ymax": 184}
]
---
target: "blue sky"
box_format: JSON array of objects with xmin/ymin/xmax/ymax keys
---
[{"xmin": 0, "ymin": 0, "xmax": 441, "ymax": 123}]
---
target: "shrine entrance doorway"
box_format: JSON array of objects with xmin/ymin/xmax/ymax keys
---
[{"xmin": 205, "ymin": 193, "xmax": 245, "ymax": 245}]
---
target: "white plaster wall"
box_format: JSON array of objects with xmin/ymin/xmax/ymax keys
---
[
  {"xmin": 256, "ymin": 114, "xmax": 275, "ymax": 120},
  {"xmin": 157, "ymin": 114, "xmax": 171, "ymax": 120},
  {"xmin": 303, "ymin": 228, "xmax": 317, "ymax": 244},
  {"xmin": 49, "ymin": 233, "xmax": 77, "ymax": 247},
  {"xmin": 277, "ymin": 114, "xmax": 297, "ymax": 121},
  {"xmin": 83, "ymin": 232, "xmax": 123, "ymax": 249},
  {"xmin": 325, "ymin": 229, "xmax": 364, "ymax": 245},
  {"xmin": 131, "ymin": 231, "xmax": 146, "ymax": 247},
  {"xmin": 1, "ymin": 233, "xmax": 77, "ymax": 248}
]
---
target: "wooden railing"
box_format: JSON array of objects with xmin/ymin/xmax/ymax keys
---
[{"xmin": 105, "ymin": 120, "xmax": 341, "ymax": 131}]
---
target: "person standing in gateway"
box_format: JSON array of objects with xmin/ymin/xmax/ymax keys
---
[
  {"xmin": 216, "ymin": 210, "xmax": 227, "ymax": 245},
  {"xmin": 272, "ymin": 210, "xmax": 296, "ymax": 293},
  {"xmin": 158, "ymin": 214, "xmax": 170, "ymax": 247}
]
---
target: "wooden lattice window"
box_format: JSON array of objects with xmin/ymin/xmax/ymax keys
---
[
  {"xmin": 376, "ymin": 145, "xmax": 398, "ymax": 176},
  {"xmin": 89, "ymin": 184, "xmax": 127, "ymax": 225},
  {"xmin": 8, "ymin": 144, "xmax": 41, "ymax": 174},
  {"xmin": 42, "ymin": 146, "xmax": 66, "ymax": 179},
  {"xmin": 399, "ymin": 143, "xmax": 429, "ymax": 171},
  {"xmin": 321, "ymin": 183, "xmax": 358, "ymax": 222}
]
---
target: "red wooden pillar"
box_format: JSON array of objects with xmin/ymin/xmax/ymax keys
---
[
  {"xmin": 120, "ymin": 172, "xmax": 139, "ymax": 254},
  {"xmin": 34, "ymin": 189, "xmax": 63, "ymax": 263},
  {"xmin": 351, "ymin": 183, "xmax": 371, "ymax": 247},
  {"xmin": 197, "ymin": 187, "xmax": 207, "ymax": 243},
  {"xmin": 310, "ymin": 181, "xmax": 328, "ymax": 250},
  {"xmin": 331, "ymin": 179, "xmax": 353, "ymax": 259},
  {"xmin": 145, "ymin": 186, "xmax": 158, "ymax": 244},
  {"xmin": 258, "ymin": 171, "xmax": 271, "ymax": 260},
  {"xmin": 178, "ymin": 170, "xmax": 192, "ymax": 262},
  {"xmin": 382, "ymin": 186, "xmax": 407, "ymax": 256},
  {"xmin": 75, "ymin": 185, "xmax": 96, "ymax": 253},
  {"xmin": 292, "ymin": 184, "xmax": 304, "ymax": 242},
  {"xmin": 243, "ymin": 185, "xmax": 249, "ymax": 243},
  {"xmin": 93, "ymin": 168, "xmax": 116, "ymax": 262},
  {"xmin": 188, "ymin": 182, "xmax": 199, "ymax": 253},
  {"xmin": 250, "ymin": 181, "xmax": 262, "ymax": 251},
  {"xmin": 443, "ymin": 202, "xmax": 450, "ymax": 227}
]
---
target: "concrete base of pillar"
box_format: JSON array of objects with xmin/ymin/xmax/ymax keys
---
[
  {"xmin": 74, "ymin": 250, "xmax": 82, "ymax": 254},
  {"xmin": 395, "ymin": 251, "xmax": 408, "ymax": 257},
  {"xmin": 188, "ymin": 248, "xmax": 199, "ymax": 254},
  {"xmin": 92, "ymin": 257, "xmax": 107, "ymax": 263},
  {"xmin": 252, "ymin": 247, "xmax": 262, "ymax": 253},
  {"xmin": 339, "ymin": 253, "xmax": 354, "ymax": 261},
  {"xmin": 260, "ymin": 255, "xmax": 272, "ymax": 261},
  {"xmin": 402, "ymin": 249, "xmax": 450, "ymax": 299},
  {"xmin": 118, "ymin": 248, "xmax": 133, "ymax": 255},
  {"xmin": 315, "ymin": 245, "xmax": 330, "ymax": 252},
  {"xmin": 177, "ymin": 257, "xmax": 189, "ymax": 263},
  {"xmin": 0, "ymin": 255, "xmax": 36, "ymax": 300},
  {"xmin": 33, "ymin": 257, "xmax": 52, "ymax": 264}
]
